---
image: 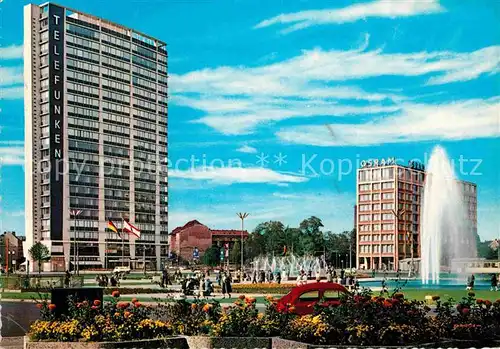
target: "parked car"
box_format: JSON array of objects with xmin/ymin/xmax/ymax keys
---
[
  {"xmin": 276, "ymin": 282, "xmax": 349, "ymax": 315},
  {"xmin": 113, "ymin": 266, "xmax": 131, "ymax": 274}
]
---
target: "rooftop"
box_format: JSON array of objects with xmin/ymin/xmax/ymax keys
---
[{"xmin": 38, "ymin": 2, "xmax": 166, "ymax": 48}]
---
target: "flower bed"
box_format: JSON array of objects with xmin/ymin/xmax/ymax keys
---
[{"xmin": 27, "ymin": 289, "xmax": 500, "ymax": 347}]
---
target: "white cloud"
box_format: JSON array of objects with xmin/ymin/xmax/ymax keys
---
[
  {"xmin": 0, "ymin": 67, "xmax": 23, "ymax": 86},
  {"xmin": 236, "ymin": 145, "xmax": 258, "ymax": 154},
  {"xmin": 0, "ymin": 86, "xmax": 24, "ymax": 100},
  {"xmin": 169, "ymin": 190, "xmax": 354, "ymax": 233},
  {"xmin": 0, "ymin": 65, "xmax": 24, "ymax": 100},
  {"xmin": 255, "ymin": 0, "xmax": 444, "ymax": 33},
  {"xmin": 171, "ymin": 43, "xmax": 499, "ymax": 134},
  {"xmin": 169, "ymin": 166, "xmax": 308, "ymax": 185},
  {"xmin": 0, "ymin": 45, "xmax": 23, "ymax": 60},
  {"xmin": 277, "ymin": 97, "xmax": 500, "ymax": 146},
  {"xmin": 0, "ymin": 146, "xmax": 24, "ymax": 166}
]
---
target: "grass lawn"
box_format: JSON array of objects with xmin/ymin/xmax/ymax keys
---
[{"xmin": 2, "ymin": 288, "xmax": 499, "ymax": 304}]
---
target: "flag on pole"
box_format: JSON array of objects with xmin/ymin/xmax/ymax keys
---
[
  {"xmin": 107, "ymin": 220, "xmax": 122, "ymax": 238},
  {"xmin": 123, "ymin": 220, "xmax": 141, "ymax": 238}
]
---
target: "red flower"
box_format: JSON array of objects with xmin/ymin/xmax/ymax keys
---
[
  {"xmin": 484, "ymin": 300, "xmax": 492, "ymax": 307},
  {"xmin": 383, "ymin": 300, "xmax": 392, "ymax": 308},
  {"xmin": 134, "ymin": 302, "xmax": 142, "ymax": 308},
  {"xmin": 124, "ymin": 311, "xmax": 131, "ymax": 318},
  {"xmin": 461, "ymin": 307, "xmax": 470, "ymax": 315},
  {"xmin": 48, "ymin": 304, "xmax": 56, "ymax": 311},
  {"xmin": 91, "ymin": 305, "xmax": 98, "ymax": 310},
  {"xmin": 391, "ymin": 298, "xmax": 400, "ymax": 305},
  {"xmin": 238, "ymin": 295, "xmax": 246, "ymax": 300},
  {"xmin": 93, "ymin": 300, "xmax": 101, "ymax": 307},
  {"xmin": 246, "ymin": 297, "xmax": 256, "ymax": 304},
  {"xmin": 112, "ymin": 290, "xmax": 120, "ymax": 298},
  {"xmin": 82, "ymin": 300, "xmax": 89, "ymax": 307},
  {"xmin": 288, "ymin": 306, "xmax": 296, "ymax": 313},
  {"xmin": 117, "ymin": 302, "xmax": 130, "ymax": 309},
  {"xmin": 36, "ymin": 303, "xmax": 43, "ymax": 309},
  {"xmin": 131, "ymin": 298, "xmax": 138, "ymax": 304},
  {"xmin": 476, "ymin": 299, "xmax": 483, "ymax": 305}
]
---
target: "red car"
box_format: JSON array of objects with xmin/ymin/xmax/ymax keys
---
[{"xmin": 276, "ymin": 282, "xmax": 349, "ymax": 315}]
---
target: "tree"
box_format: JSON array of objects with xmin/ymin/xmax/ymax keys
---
[
  {"xmin": 299, "ymin": 216, "xmax": 325, "ymax": 255},
  {"xmin": 230, "ymin": 240, "xmax": 242, "ymax": 266},
  {"xmin": 29, "ymin": 242, "xmax": 50, "ymax": 274},
  {"xmin": 202, "ymin": 246, "xmax": 220, "ymax": 267}
]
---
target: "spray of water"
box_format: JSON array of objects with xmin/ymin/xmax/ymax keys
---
[{"xmin": 420, "ymin": 146, "xmax": 476, "ymax": 284}]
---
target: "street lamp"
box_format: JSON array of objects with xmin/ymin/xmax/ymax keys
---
[{"xmin": 237, "ymin": 212, "xmax": 249, "ymax": 274}]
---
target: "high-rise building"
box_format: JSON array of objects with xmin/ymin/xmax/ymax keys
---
[
  {"xmin": 24, "ymin": 3, "xmax": 168, "ymax": 271},
  {"xmin": 355, "ymin": 158, "xmax": 477, "ymax": 271}
]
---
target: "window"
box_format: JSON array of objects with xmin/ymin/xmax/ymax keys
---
[
  {"xmin": 382, "ymin": 168, "xmax": 394, "ymax": 180},
  {"xmin": 101, "ymin": 32, "xmax": 131, "ymax": 49},
  {"xmin": 382, "ymin": 203, "xmax": 394, "ymax": 210},
  {"xmin": 68, "ymin": 94, "xmax": 99, "ymax": 108},
  {"xmin": 102, "ymin": 67, "xmax": 130, "ymax": 82},
  {"xmin": 372, "ymin": 183, "xmax": 381, "ymax": 190},
  {"xmin": 382, "ymin": 182, "xmax": 394, "ymax": 189},
  {"xmin": 359, "ymin": 184, "xmax": 370, "ymax": 192},
  {"xmin": 372, "ymin": 203, "xmax": 381, "ymax": 211},
  {"xmin": 373, "ymin": 193, "xmax": 380, "ymax": 200},
  {"xmin": 359, "ymin": 204, "xmax": 370, "ymax": 212},
  {"xmin": 382, "ymin": 224, "xmax": 394, "ymax": 231},
  {"xmin": 67, "ymin": 58, "xmax": 99, "ymax": 74},
  {"xmin": 382, "ymin": 193, "xmax": 394, "ymax": 200},
  {"xmin": 372, "ymin": 214, "xmax": 381, "ymax": 221},
  {"xmin": 373, "ymin": 224, "xmax": 381, "ymax": 231},
  {"xmin": 359, "ymin": 214, "xmax": 370, "ymax": 222},
  {"xmin": 67, "ymin": 70, "xmax": 100, "ymax": 86},
  {"xmin": 102, "ymin": 55, "xmax": 131, "ymax": 71},
  {"xmin": 382, "ymin": 213, "xmax": 393, "ymax": 221},
  {"xmin": 102, "ymin": 44, "xmax": 131, "ymax": 62},
  {"xmin": 359, "ymin": 225, "xmax": 371, "ymax": 232},
  {"xmin": 67, "ymin": 82, "xmax": 99, "ymax": 97},
  {"xmin": 67, "ymin": 34, "xmax": 100, "ymax": 51},
  {"xmin": 324, "ymin": 290, "xmax": 342, "ymax": 300},
  {"xmin": 299, "ymin": 291, "xmax": 319, "ymax": 301},
  {"xmin": 358, "ymin": 170, "xmax": 371, "ymax": 182},
  {"xmin": 359, "ymin": 194, "xmax": 370, "ymax": 202},
  {"xmin": 67, "ymin": 46, "xmax": 100, "ymax": 62},
  {"xmin": 373, "ymin": 169, "xmax": 381, "ymax": 180}
]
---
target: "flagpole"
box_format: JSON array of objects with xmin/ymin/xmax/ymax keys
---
[{"xmin": 122, "ymin": 216, "xmax": 125, "ymax": 267}]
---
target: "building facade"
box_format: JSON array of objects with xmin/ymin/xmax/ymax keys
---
[
  {"xmin": 169, "ymin": 220, "xmax": 248, "ymax": 262},
  {"xmin": 0, "ymin": 232, "xmax": 25, "ymax": 271},
  {"xmin": 356, "ymin": 159, "xmax": 477, "ymax": 271},
  {"xmin": 24, "ymin": 3, "xmax": 168, "ymax": 271}
]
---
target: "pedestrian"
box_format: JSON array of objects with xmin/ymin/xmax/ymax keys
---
[
  {"xmin": 372, "ymin": 268, "xmax": 376, "ymax": 278},
  {"xmin": 64, "ymin": 270, "xmax": 71, "ymax": 288},
  {"xmin": 381, "ymin": 278, "xmax": 388, "ymax": 294},
  {"xmin": 161, "ymin": 268, "xmax": 168, "ymax": 288},
  {"xmin": 252, "ymin": 270, "xmax": 257, "ymax": 284},
  {"xmin": 491, "ymin": 274, "xmax": 498, "ymax": 291},
  {"xmin": 221, "ymin": 273, "xmax": 227, "ymax": 298},
  {"xmin": 326, "ymin": 270, "xmax": 332, "ymax": 283}
]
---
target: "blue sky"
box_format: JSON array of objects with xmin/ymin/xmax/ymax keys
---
[{"xmin": 0, "ymin": 0, "xmax": 498, "ymax": 240}]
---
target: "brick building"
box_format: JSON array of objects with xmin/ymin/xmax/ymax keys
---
[
  {"xmin": 0, "ymin": 232, "xmax": 25, "ymax": 271},
  {"xmin": 169, "ymin": 220, "xmax": 248, "ymax": 261}
]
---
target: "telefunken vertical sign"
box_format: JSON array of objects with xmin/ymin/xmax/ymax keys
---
[{"xmin": 49, "ymin": 4, "xmax": 64, "ymax": 243}]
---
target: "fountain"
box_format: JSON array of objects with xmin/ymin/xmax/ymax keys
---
[
  {"xmin": 251, "ymin": 254, "xmax": 327, "ymax": 281},
  {"xmin": 420, "ymin": 146, "xmax": 477, "ymax": 284}
]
